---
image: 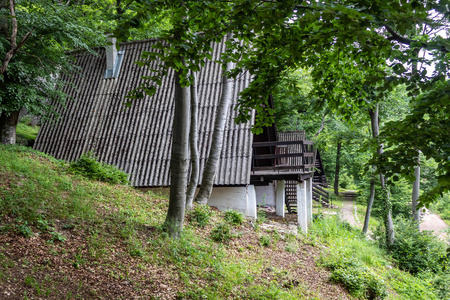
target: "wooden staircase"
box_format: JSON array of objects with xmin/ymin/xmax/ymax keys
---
[
  {"xmin": 313, "ymin": 150, "xmax": 328, "ymax": 187},
  {"xmin": 284, "ymin": 180, "xmax": 331, "ymax": 214},
  {"xmin": 285, "ymin": 180, "xmax": 298, "ymax": 213},
  {"xmin": 312, "ymin": 183, "xmax": 331, "ymax": 207}
]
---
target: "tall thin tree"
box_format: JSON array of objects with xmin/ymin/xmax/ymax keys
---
[
  {"xmin": 369, "ymin": 104, "xmax": 395, "ymax": 245},
  {"xmin": 186, "ymin": 72, "xmax": 199, "ymax": 210},
  {"xmin": 195, "ymin": 33, "xmax": 234, "ymax": 204},
  {"xmin": 164, "ymin": 60, "xmax": 191, "ymax": 238}
]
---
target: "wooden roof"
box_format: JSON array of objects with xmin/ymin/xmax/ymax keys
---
[{"xmin": 34, "ymin": 39, "xmax": 254, "ymax": 187}]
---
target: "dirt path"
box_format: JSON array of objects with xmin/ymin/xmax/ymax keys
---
[
  {"xmin": 420, "ymin": 209, "xmax": 449, "ymax": 242},
  {"xmin": 339, "ymin": 191, "xmax": 360, "ymax": 227},
  {"xmin": 338, "ymin": 192, "xmax": 449, "ymax": 242}
]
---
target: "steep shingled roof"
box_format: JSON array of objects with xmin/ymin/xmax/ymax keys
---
[{"xmin": 34, "ymin": 39, "xmax": 254, "ymax": 187}]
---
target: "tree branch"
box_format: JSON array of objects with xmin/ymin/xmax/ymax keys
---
[
  {"xmin": 314, "ymin": 111, "xmax": 328, "ymax": 138},
  {"xmin": 384, "ymin": 24, "xmax": 448, "ymax": 52},
  {"xmin": 384, "ymin": 25, "xmax": 416, "ymax": 46},
  {"xmin": 0, "ymin": 0, "xmax": 35, "ymax": 74}
]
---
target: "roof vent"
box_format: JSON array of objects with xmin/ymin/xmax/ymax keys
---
[{"xmin": 104, "ymin": 36, "xmax": 125, "ymax": 79}]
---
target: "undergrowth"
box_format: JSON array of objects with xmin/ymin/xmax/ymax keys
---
[
  {"xmin": 0, "ymin": 145, "xmax": 445, "ymax": 299},
  {"xmin": 0, "ymin": 145, "xmax": 311, "ymax": 299},
  {"xmin": 69, "ymin": 151, "xmax": 129, "ymax": 184},
  {"xmin": 310, "ymin": 215, "xmax": 440, "ymax": 299}
]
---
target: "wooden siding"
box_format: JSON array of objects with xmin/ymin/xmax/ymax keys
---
[{"xmin": 34, "ymin": 39, "xmax": 254, "ymax": 187}]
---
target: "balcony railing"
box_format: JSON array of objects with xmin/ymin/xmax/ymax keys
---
[{"xmin": 252, "ymin": 140, "xmax": 314, "ymax": 174}]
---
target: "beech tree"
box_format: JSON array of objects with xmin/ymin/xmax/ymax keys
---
[
  {"xmin": 194, "ymin": 33, "xmax": 235, "ymax": 205},
  {"xmin": 119, "ymin": 0, "xmax": 450, "ymax": 237},
  {"xmin": 0, "ymin": 0, "xmax": 102, "ymax": 144}
]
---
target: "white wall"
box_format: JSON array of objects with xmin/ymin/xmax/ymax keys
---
[
  {"xmin": 208, "ymin": 185, "xmax": 257, "ymax": 219},
  {"xmin": 255, "ymin": 183, "xmax": 276, "ymax": 206},
  {"xmin": 138, "ymin": 185, "xmax": 258, "ymax": 219}
]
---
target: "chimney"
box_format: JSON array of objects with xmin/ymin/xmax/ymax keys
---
[
  {"xmin": 106, "ymin": 36, "xmax": 117, "ymax": 70},
  {"xmin": 104, "ymin": 35, "xmax": 124, "ymax": 79}
]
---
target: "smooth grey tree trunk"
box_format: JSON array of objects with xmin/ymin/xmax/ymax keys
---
[
  {"xmin": 186, "ymin": 72, "xmax": 199, "ymax": 210},
  {"xmin": 334, "ymin": 140, "xmax": 342, "ymax": 196},
  {"xmin": 164, "ymin": 65, "xmax": 191, "ymax": 238},
  {"xmin": 369, "ymin": 105, "xmax": 395, "ymax": 245},
  {"xmin": 195, "ymin": 33, "xmax": 234, "ymax": 204},
  {"xmin": 362, "ymin": 174, "xmax": 375, "ymax": 235},
  {"xmin": 411, "ymin": 50, "xmax": 421, "ymax": 227},
  {"xmin": 412, "ymin": 154, "xmax": 421, "ymax": 225},
  {"xmin": 0, "ymin": 111, "xmax": 20, "ymax": 145}
]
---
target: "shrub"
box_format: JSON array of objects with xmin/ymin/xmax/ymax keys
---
[
  {"xmin": 259, "ymin": 235, "xmax": 271, "ymax": 247},
  {"xmin": 16, "ymin": 220, "xmax": 33, "ymax": 238},
  {"xmin": 327, "ymin": 258, "xmax": 387, "ymax": 299},
  {"xmin": 376, "ymin": 217, "xmax": 448, "ymax": 275},
  {"xmin": 431, "ymin": 271, "xmax": 450, "ymax": 299},
  {"xmin": 69, "ymin": 152, "xmax": 129, "ymax": 184},
  {"xmin": 224, "ymin": 210, "xmax": 244, "ymax": 226},
  {"xmin": 190, "ymin": 204, "xmax": 212, "ymax": 227},
  {"xmin": 211, "ymin": 223, "xmax": 232, "ymax": 243}
]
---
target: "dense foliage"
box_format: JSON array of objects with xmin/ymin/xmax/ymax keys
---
[
  {"xmin": 374, "ymin": 218, "xmax": 449, "ymax": 275},
  {"xmin": 69, "ymin": 152, "xmax": 129, "ymax": 185},
  {"xmin": 0, "ymin": 0, "xmax": 103, "ymax": 120}
]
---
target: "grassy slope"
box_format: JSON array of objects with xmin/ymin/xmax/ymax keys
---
[
  {"xmin": 0, "ymin": 146, "xmax": 439, "ymax": 299},
  {"xmin": 0, "ymin": 146, "xmax": 349, "ymax": 299}
]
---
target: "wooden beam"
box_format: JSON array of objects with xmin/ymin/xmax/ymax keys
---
[
  {"xmin": 252, "ymin": 140, "xmax": 314, "ymax": 147},
  {"xmin": 253, "ymin": 152, "xmax": 314, "ymax": 159}
]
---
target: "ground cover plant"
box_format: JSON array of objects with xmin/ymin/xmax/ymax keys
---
[
  {"xmin": 0, "ymin": 145, "xmax": 352, "ymax": 299},
  {"xmin": 15, "ymin": 116, "xmax": 39, "ymax": 147},
  {"xmin": 310, "ymin": 215, "xmax": 441, "ymax": 299},
  {"xmin": 0, "ymin": 145, "xmax": 445, "ymax": 299}
]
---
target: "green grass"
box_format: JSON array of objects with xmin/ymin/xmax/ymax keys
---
[
  {"xmin": 310, "ymin": 215, "xmax": 440, "ymax": 299},
  {"xmin": 0, "ymin": 145, "xmax": 443, "ymax": 299},
  {"xmin": 0, "ymin": 145, "xmax": 316, "ymax": 299},
  {"xmin": 16, "ymin": 122, "xmax": 40, "ymax": 147},
  {"xmin": 430, "ymin": 193, "xmax": 450, "ymax": 225},
  {"xmin": 16, "ymin": 123, "xmax": 39, "ymax": 141}
]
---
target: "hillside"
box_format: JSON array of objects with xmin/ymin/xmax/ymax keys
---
[
  {"xmin": 0, "ymin": 146, "xmax": 443, "ymax": 299},
  {"xmin": 0, "ymin": 146, "xmax": 351, "ymax": 299}
]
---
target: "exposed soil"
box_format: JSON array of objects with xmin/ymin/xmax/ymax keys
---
[
  {"xmin": 0, "ymin": 212, "xmax": 352, "ymax": 299},
  {"xmin": 420, "ymin": 209, "xmax": 449, "ymax": 242},
  {"xmin": 338, "ymin": 191, "xmax": 449, "ymax": 243},
  {"xmin": 339, "ymin": 191, "xmax": 359, "ymax": 227}
]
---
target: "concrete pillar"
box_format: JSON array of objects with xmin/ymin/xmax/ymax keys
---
[
  {"xmin": 306, "ymin": 177, "xmax": 313, "ymax": 225},
  {"xmin": 247, "ymin": 185, "xmax": 257, "ymax": 219},
  {"xmin": 275, "ymin": 180, "xmax": 285, "ymax": 217},
  {"xmin": 297, "ymin": 181, "xmax": 307, "ymax": 233}
]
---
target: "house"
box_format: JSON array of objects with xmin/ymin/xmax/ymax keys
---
[{"xmin": 34, "ymin": 38, "xmax": 316, "ymax": 232}]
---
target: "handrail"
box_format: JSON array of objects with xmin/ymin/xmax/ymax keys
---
[
  {"xmin": 253, "ymin": 152, "xmax": 314, "ymax": 160},
  {"xmin": 251, "ymin": 139, "xmax": 315, "ymax": 174},
  {"xmin": 252, "ymin": 140, "xmax": 314, "ymax": 147}
]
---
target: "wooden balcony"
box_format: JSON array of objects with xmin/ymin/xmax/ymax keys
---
[{"xmin": 251, "ymin": 140, "xmax": 314, "ymax": 183}]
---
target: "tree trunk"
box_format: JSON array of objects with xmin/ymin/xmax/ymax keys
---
[
  {"xmin": 412, "ymin": 154, "xmax": 421, "ymax": 226},
  {"xmin": 369, "ymin": 105, "xmax": 395, "ymax": 245},
  {"xmin": 186, "ymin": 72, "xmax": 199, "ymax": 211},
  {"xmin": 313, "ymin": 111, "xmax": 328, "ymax": 138},
  {"xmin": 0, "ymin": 110, "xmax": 20, "ymax": 145},
  {"xmin": 194, "ymin": 33, "xmax": 234, "ymax": 204},
  {"xmin": 334, "ymin": 140, "xmax": 342, "ymax": 196},
  {"xmin": 0, "ymin": 0, "xmax": 8, "ymax": 36},
  {"xmin": 411, "ymin": 50, "xmax": 421, "ymax": 227},
  {"xmin": 164, "ymin": 64, "xmax": 190, "ymax": 238},
  {"xmin": 362, "ymin": 174, "xmax": 375, "ymax": 235}
]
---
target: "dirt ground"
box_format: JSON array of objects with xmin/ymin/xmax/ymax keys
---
[
  {"xmin": 420, "ymin": 209, "xmax": 449, "ymax": 242},
  {"xmin": 339, "ymin": 194, "xmax": 449, "ymax": 242}
]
